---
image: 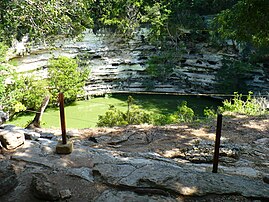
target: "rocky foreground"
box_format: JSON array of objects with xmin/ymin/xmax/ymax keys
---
[{"xmin": 0, "ymin": 115, "xmax": 269, "ymax": 202}]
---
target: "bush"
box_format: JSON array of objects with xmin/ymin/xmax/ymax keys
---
[
  {"xmin": 204, "ymin": 107, "xmax": 217, "ymax": 118},
  {"xmin": 97, "ymin": 105, "xmax": 127, "ymax": 127},
  {"xmin": 169, "ymin": 101, "xmax": 195, "ymax": 123},
  {"xmin": 97, "ymin": 98, "xmax": 197, "ymax": 127}
]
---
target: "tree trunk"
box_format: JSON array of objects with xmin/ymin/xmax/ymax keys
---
[{"xmin": 26, "ymin": 95, "xmax": 50, "ymax": 129}]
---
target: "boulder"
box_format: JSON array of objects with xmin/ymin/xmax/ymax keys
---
[
  {"xmin": 0, "ymin": 161, "xmax": 18, "ymax": 196},
  {"xmin": 31, "ymin": 173, "xmax": 60, "ymax": 201},
  {"xmin": 91, "ymin": 149, "xmax": 269, "ymax": 199},
  {"xmin": 24, "ymin": 130, "xmax": 40, "ymax": 140},
  {"xmin": 0, "ymin": 128, "xmax": 25, "ymax": 150}
]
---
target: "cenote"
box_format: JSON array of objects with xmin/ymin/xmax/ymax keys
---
[{"xmin": 8, "ymin": 93, "xmax": 223, "ymax": 129}]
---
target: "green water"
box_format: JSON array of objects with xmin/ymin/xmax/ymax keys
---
[{"xmin": 8, "ymin": 94, "xmax": 222, "ymax": 129}]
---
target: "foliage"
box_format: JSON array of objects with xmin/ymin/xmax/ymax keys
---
[
  {"xmin": 203, "ymin": 107, "xmax": 217, "ymax": 118},
  {"xmin": 97, "ymin": 105, "xmax": 128, "ymax": 127},
  {"xmin": 219, "ymin": 92, "xmax": 267, "ymax": 115},
  {"xmin": 146, "ymin": 52, "xmax": 176, "ymax": 82},
  {"xmin": 0, "ymin": 42, "xmax": 8, "ymax": 97},
  {"xmin": 2, "ymin": 74, "xmax": 49, "ymax": 116},
  {"xmin": 48, "ymin": 56, "xmax": 89, "ymax": 105},
  {"xmin": 213, "ymin": 0, "xmax": 269, "ymax": 47},
  {"xmin": 0, "ymin": 0, "xmax": 93, "ymax": 43},
  {"xmin": 98, "ymin": 96, "xmax": 152, "ymax": 127},
  {"xmin": 169, "ymin": 101, "xmax": 195, "ymax": 123},
  {"xmin": 145, "ymin": 44, "xmax": 185, "ymax": 85},
  {"xmin": 215, "ymin": 59, "xmax": 253, "ymax": 94},
  {"xmin": 97, "ymin": 97, "xmax": 196, "ymax": 127}
]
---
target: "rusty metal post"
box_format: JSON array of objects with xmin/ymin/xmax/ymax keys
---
[
  {"xmin": 212, "ymin": 114, "xmax": 222, "ymax": 173},
  {"xmin": 59, "ymin": 92, "xmax": 67, "ymax": 144}
]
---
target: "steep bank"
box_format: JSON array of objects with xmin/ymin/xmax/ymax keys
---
[{"xmin": 10, "ymin": 30, "xmax": 269, "ymax": 96}]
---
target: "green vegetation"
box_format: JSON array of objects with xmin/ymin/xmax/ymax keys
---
[
  {"xmin": 0, "ymin": 51, "xmax": 88, "ymax": 117},
  {"xmin": 1, "ymin": 0, "xmax": 268, "ymax": 127},
  {"xmin": 219, "ymin": 92, "xmax": 268, "ymax": 116},
  {"xmin": 48, "ymin": 56, "xmax": 89, "ymax": 105},
  {"xmin": 8, "ymin": 93, "xmax": 268, "ymax": 128},
  {"xmin": 9, "ymin": 94, "xmax": 221, "ymax": 128},
  {"xmin": 1, "ymin": 0, "xmax": 265, "ymax": 45},
  {"xmin": 98, "ymin": 96, "xmax": 198, "ymax": 127},
  {"xmin": 214, "ymin": 0, "xmax": 269, "ymax": 47},
  {"xmin": 215, "ymin": 59, "xmax": 254, "ymax": 94}
]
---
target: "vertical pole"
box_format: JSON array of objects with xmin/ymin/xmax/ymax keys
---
[
  {"xmin": 59, "ymin": 92, "xmax": 67, "ymax": 145},
  {"xmin": 212, "ymin": 114, "xmax": 222, "ymax": 173}
]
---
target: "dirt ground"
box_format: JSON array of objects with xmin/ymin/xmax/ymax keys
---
[{"xmin": 79, "ymin": 114, "xmax": 269, "ymax": 155}]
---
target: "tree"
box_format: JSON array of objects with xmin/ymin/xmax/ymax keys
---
[
  {"xmin": 0, "ymin": 0, "xmax": 93, "ymax": 43},
  {"xmin": 214, "ymin": 0, "xmax": 269, "ymax": 47},
  {"xmin": 48, "ymin": 56, "xmax": 89, "ymax": 104},
  {"xmin": 0, "ymin": 42, "xmax": 8, "ymax": 97},
  {"xmin": 1, "ymin": 74, "xmax": 49, "ymax": 116}
]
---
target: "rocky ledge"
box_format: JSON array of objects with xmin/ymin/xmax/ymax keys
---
[{"xmin": 0, "ymin": 115, "xmax": 268, "ymax": 201}]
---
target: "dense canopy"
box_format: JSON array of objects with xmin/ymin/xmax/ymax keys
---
[{"xmin": 1, "ymin": 0, "xmax": 267, "ymax": 45}]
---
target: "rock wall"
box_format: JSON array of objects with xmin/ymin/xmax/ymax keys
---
[{"xmin": 11, "ymin": 30, "xmax": 269, "ymax": 96}]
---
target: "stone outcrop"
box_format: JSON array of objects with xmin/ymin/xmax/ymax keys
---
[
  {"xmin": 31, "ymin": 173, "xmax": 60, "ymax": 201},
  {"xmin": 0, "ymin": 111, "xmax": 8, "ymax": 125},
  {"xmin": 1, "ymin": 117, "xmax": 268, "ymax": 201},
  {"xmin": 0, "ymin": 161, "xmax": 18, "ymax": 196},
  {"xmin": 0, "ymin": 125, "xmax": 25, "ymax": 150},
  {"xmin": 8, "ymin": 135, "xmax": 269, "ymax": 200}
]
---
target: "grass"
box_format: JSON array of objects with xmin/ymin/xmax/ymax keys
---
[{"xmin": 8, "ymin": 94, "xmax": 222, "ymax": 129}]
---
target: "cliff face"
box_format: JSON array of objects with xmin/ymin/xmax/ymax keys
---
[{"xmin": 11, "ymin": 30, "xmax": 269, "ymax": 96}]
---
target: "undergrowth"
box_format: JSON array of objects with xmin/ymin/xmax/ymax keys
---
[{"xmin": 97, "ymin": 92, "xmax": 268, "ymax": 127}]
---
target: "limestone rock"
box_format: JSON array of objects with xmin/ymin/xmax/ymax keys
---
[
  {"xmin": 67, "ymin": 129, "xmax": 81, "ymax": 138},
  {"xmin": 31, "ymin": 173, "xmax": 60, "ymax": 201},
  {"xmin": 95, "ymin": 190, "xmax": 178, "ymax": 202},
  {"xmin": 0, "ymin": 111, "xmax": 8, "ymax": 125},
  {"xmin": 263, "ymin": 175, "xmax": 269, "ymax": 184},
  {"xmin": 0, "ymin": 128, "xmax": 25, "ymax": 150},
  {"xmin": 92, "ymin": 150, "xmax": 269, "ymax": 199},
  {"xmin": 24, "ymin": 130, "xmax": 40, "ymax": 140},
  {"xmin": 59, "ymin": 189, "xmax": 72, "ymax": 199},
  {"xmin": 0, "ymin": 161, "xmax": 18, "ymax": 196},
  {"xmin": 40, "ymin": 132, "xmax": 55, "ymax": 139},
  {"xmin": 67, "ymin": 167, "xmax": 94, "ymax": 182}
]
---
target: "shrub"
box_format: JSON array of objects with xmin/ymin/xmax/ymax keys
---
[
  {"xmin": 204, "ymin": 107, "xmax": 217, "ymax": 118},
  {"xmin": 97, "ymin": 97, "xmax": 197, "ymax": 127},
  {"xmin": 219, "ymin": 92, "xmax": 267, "ymax": 115},
  {"xmin": 170, "ymin": 101, "xmax": 195, "ymax": 123},
  {"xmin": 97, "ymin": 105, "xmax": 127, "ymax": 127}
]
